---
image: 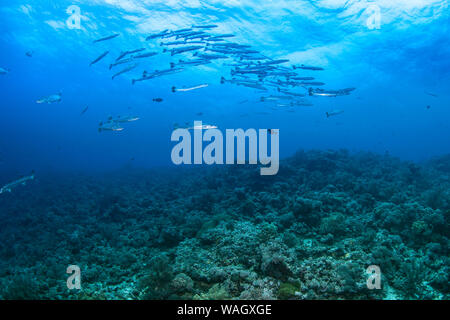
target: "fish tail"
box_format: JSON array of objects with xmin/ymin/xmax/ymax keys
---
[
  {"xmin": 326, "ymin": 112, "xmax": 330, "ymax": 118},
  {"xmin": 172, "ymin": 86, "xmax": 176, "ymax": 93},
  {"xmin": 220, "ymin": 77, "xmax": 225, "ymax": 84}
]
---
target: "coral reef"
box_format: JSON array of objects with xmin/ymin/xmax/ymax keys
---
[{"xmin": 0, "ymin": 150, "xmax": 448, "ymax": 300}]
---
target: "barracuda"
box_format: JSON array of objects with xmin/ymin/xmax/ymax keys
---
[{"xmin": 0, "ymin": 171, "xmax": 35, "ymax": 194}]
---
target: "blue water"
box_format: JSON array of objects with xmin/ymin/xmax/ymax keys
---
[
  {"xmin": 1, "ymin": 0, "xmax": 449, "ymax": 178},
  {"xmin": 0, "ymin": 1, "xmax": 449, "ymax": 300}
]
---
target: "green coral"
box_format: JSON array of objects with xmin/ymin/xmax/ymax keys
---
[
  {"xmin": 194, "ymin": 284, "xmax": 230, "ymax": 300},
  {"xmin": 277, "ymin": 282, "xmax": 300, "ymax": 300}
]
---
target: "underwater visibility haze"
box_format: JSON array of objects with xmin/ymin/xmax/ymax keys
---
[{"xmin": 0, "ymin": 0, "xmax": 449, "ymax": 300}]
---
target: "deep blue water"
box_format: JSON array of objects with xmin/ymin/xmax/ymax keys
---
[
  {"xmin": 1, "ymin": 1, "xmax": 450, "ymax": 301},
  {"xmin": 0, "ymin": 0, "xmax": 449, "ymax": 175}
]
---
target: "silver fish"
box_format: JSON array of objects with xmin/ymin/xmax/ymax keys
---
[
  {"xmin": 0, "ymin": 171, "xmax": 35, "ymax": 194},
  {"xmin": 170, "ymin": 59, "xmax": 211, "ymax": 68},
  {"xmin": 93, "ymin": 33, "xmax": 119, "ymax": 43},
  {"xmin": 291, "ymin": 77, "xmax": 315, "ymax": 81},
  {"xmin": 277, "ymin": 88, "xmax": 306, "ymax": 97},
  {"xmin": 300, "ymin": 81, "xmax": 325, "ymax": 86},
  {"xmin": 146, "ymin": 30, "xmax": 169, "ymax": 40},
  {"xmin": 309, "ymin": 88, "xmax": 355, "ymax": 97},
  {"xmin": 132, "ymin": 68, "xmax": 184, "ymax": 84},
  {"xmin": 192, "ymin": 25, "xmax": 218, "ymax": 29},
  {"xmin": 98, "ymin": 123, "xmax": 124, "ymax": 132},
  {"xmin": 326, "ymin": 110, "xmax": 344, "ymax": 117},
  {"xmin": 36, "ymin": 93, "xmax": 62, "ymax": 104},
  {"xmin": 172, "ymin": 84, "xmax": 209, "ymax": 92},
  {"xmin": 116, "ymin": 48, "xmax": 145, "ymax": 61},
  {"xmin": 109, "ymin": 57, "xmax": 135, "ymax": 69},
  {"xmin": 260, "ymin": 95, "xmax": 294, "ymax": 102},
  {"xmin": 160, "ymin": 41, "xmax": 187, "ymax": 46},
  {"xmin": 0, "ymin": 67, "xmax": 10, "ymax": 75},
  {"xmin": 90, "ymin": 51, "xmax": 109, "ymax": 66},
  {"xmin": 112, "ymin": 115, "xmax": 140, "ymax": 123},
  {"xmin": 193, "ymin": 52, "xmax": 228, "ymax": 60},
  {"xmin": 133, "ymin": 52, "xmax": 158, "ymax": 59},
  {"xmin": 293, "ymin": 64, "xmax": 324, "ymax": 71},
  {"xmin": 164, "ymin": 46, "xmax": 204, "ymax": 56},
  {"xmin": 112, "ymin": 63, "xmax": 138, "ymax": 80},
  {"xmin": 209, "ymin": 34, "xmax": 235, "ymax": 39},
  {"xmin": 258, "ymin": 59, "xmax": 289, "ymax": 65}
]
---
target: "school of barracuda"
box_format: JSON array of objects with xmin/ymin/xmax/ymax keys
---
[{"xmin": 86, "ymin": 24, "xmax": 355, "ymax": 131}]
